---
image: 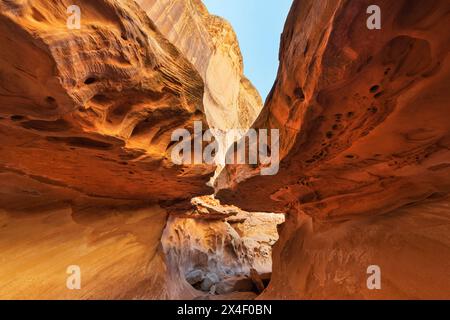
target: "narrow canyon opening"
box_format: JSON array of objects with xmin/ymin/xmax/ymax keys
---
[
  {"xmin": 142, "ymin": 0, "xmax": 289, "ymax": 299},
  {"xmin": 161, "ymin": 196, "xmax": 284, "ymax": 299}
]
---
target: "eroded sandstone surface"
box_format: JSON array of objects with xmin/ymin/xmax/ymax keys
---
[
  {"xmin": 137, "ymin": 0, "xmax": 263, "ymax": 181},
  {"xmin": 0, "ymin": 0, "xmax": 214, "ymax": 204},
  {"xmin": 1, "ymin": 0, "xmax": 449, "ymax": 300},
  {"xmin": 162, "ymin": 196, "xmax": 283, "ymax": 298},
  {"xmin": 137, "ymin": 0, "xmax": 263, "ymax": 131},
  {"xmin": 217, "ymin": 0, "xmax": 450, "ymax": 299},
  {"xmin": 0, "ymin": 0, "xmax": 263, "ymax": 300},
  {"xmin": 0, "ymin": 0, "xmax": 212, "ymax": 299}
]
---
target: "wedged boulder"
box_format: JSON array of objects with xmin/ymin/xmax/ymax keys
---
[
  {"xmin": 162, "ymin": 206, "xmax": 284, "ymax": 295},
  {"xmin": 0, "ymin": 0, "xmax": 215, "ymax": 205},
  {"xmin": 185, "ymin": 269, "xmax": 204, "ymax": 285},
  {"xmin": 200, "ymin": 272, "xmax": 220, "ymax": 291}
]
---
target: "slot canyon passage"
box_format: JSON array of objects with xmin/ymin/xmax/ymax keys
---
[{"xmin": 0, "ymin": 0, "xmax": 449, "ymax": 300}]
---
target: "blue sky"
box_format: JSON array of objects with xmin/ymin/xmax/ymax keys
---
[{"xmin": 203, "ymin": 0, "xmax": 293, "ymax": 101}]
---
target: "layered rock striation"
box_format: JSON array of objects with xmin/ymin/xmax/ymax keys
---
[
  {"xmin": 217, "ymin": 0, "xmax": 450, "ymax": 299},
  {"xmin": 137, "ymin": 0, "xmax": 263, "ymax": 180},
  {"xmin": 0, "ymin": 0, "xmax": 215, "ymax": 205},
  {"xmin": 2, "ymin": 0, "xmax": 449, "ymax": 300},
  {"xmin": 137, "ymin": 0, "xmax": 263, "ymax": 131},
  {"xmin": 0, "ymin": 0, "xmax": 263, "ymax": 300},
  {"xmin": 0, "ymin": 0, "xmax": 217, "ymax": 299}
]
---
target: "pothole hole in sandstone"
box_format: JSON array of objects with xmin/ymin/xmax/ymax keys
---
[
  {"xmin": 84, "ymin": 77, "xmax": 98, "ymax": 85},
  {"xmin": 161, "ymin": 195, "xmax": 284, "ymax": 299}
]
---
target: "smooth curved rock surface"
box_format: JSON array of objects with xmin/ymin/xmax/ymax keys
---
[
  {"xmin": 2, "ymin": 0, "xmax": 449, "ymax": 300},
  {"xmin": 217, "ymin": 0, "xmax": 450, "ymax": 299},
  {"xmin": 0, "ymin": 0, "xmax": 216, "ymax": 299},
  {"xmin": 137, "ymin": 0, "xmax": 263, "ymax": 131},
  {"xmin": 0, "ymin": 202, "xmax": 169, "ymax": 299},
  {"xmin": 0, "ymin": 0, "xmax": 214, "ymax": 205},
  {"xmin": 262, "ymin": 196, "xmax": 450, "ymax": 299}
]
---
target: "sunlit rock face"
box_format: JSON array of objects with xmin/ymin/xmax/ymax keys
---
[
  {"xmin": 137, "ymin": 0, "xmax": 263, "ymax": 132},
  {"xmin": 217, "ymin": 0, "xmax": 450, "ymax": 299},
  {"xmin": 2, "ymin": 0, "xmax": 448, "ymax": 301},
  {"xmin": 0, "ymin": 202, "xmax": 169, "ymax": 299},
  {"xmin": 137, "ymin": 0, "xmax": 263, "ymax": 180},
  {"xmin": 0, "ymin": 0, "xmax": 215, "ymax": 299},
  {"xmin": 0, "ymin": 0, "xmax": 214, "ymax": 203}
]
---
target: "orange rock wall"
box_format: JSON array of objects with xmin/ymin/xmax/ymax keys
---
[
  {"xmin": 217, "ymin": 0, "xmax": 450, "ymax": 299},
  {"xmin": 0, "ymin": 0, "xmax": 214, "ymax": 299}
]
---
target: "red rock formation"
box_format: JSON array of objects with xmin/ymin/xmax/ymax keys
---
[
  {"xmin": 0, "ymin": 0, "xmax": 264, "ymax": 300},
  {"xmin": 162, "ymin": 196, "xmax": 283, "ymax": 299},
  {"xmin": 137, "ymin": 0, "xmax": 263, "ymax": 131},
  {"xmin": 265, "ymin": 196, "xmax": 450, "ymax": 299},
  {"xmin": 0, "ymin": 0, "xmax": 214, "ymax": 204},
  {"xmin": 2, "ymin": 0, "xmax": 449, "ymax": 300},
  {"xmin": 138, "ymin": 0, "xmax": 263, "ymax": 181},
  {"xmin": 217, "ymin": 0, "xmax": 450, "ymax": 299},
  {"xmin": 0, "ymin": 0, "xmax": 215, "ymax": 299},
  {"xmin": 0, "ymin": 202, "xmax": 170, "ymax": 299}
]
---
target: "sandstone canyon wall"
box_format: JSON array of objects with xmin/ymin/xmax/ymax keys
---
[
  {"xmin": 1, "ymin": 0, "xmax": 449, "ymax": 300},
  {"xmin": 137, "ymin": 0, "xmax": 263, "ymax": 131},
  {"xmin": 0, "ymin": 0, "xmax": 265, "ymax": 300},
  {"xmin": 0, "ymin": 0, "xmax": 215, "ymax": 299},
  {"xmin": 217, "ymin": 0, "xmax": 450, "ymax": 299}
]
